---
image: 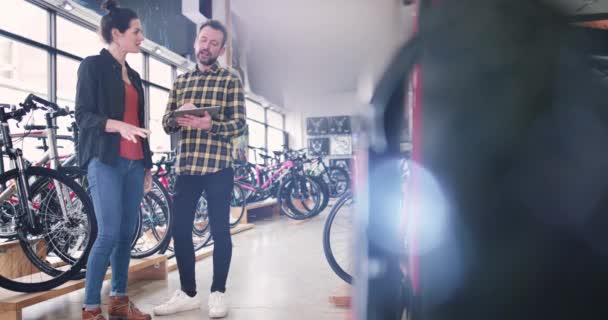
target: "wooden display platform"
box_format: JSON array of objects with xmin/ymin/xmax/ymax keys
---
[
  {"xmin": 0, "ymin": 240, "xmax": 47, "ymax": 280},
  {"xmin": 329, "ymin": 283, "xmax": 352, "ymax": 309},
  {"xmin": 166, "ymin": 223, "xmax": 255, "ymax": 272},
  {"xmin": 246, "ymin": 199, "xmax": 280, "ymax": 221},
  {"xmin": 0, "ymin": 255, "xmax": 167, "ymax": 320}
]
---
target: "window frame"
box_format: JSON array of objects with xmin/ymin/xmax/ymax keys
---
[{"xmin": 2, "ymin": 0, "xmax": 288, "ymax": 154}]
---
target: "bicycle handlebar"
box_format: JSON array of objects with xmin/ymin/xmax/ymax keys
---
[{"xmin": 24, "ymin": 125, "xmax": 47, "ymax": 131}]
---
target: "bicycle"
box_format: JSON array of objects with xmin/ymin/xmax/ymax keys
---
[
  {"xmin": 59, "ymin": 120, "xmax": 173, "ymax": 259},
  {"xmin": 0, "ymin": 95, "xmax": 96, "ymax": 293},
  {"xmin": 305, "ymin": 153, "xmax": 350, "ymax": 198}
]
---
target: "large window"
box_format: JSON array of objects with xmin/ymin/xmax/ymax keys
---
[
  {"xmin": 56, "ymin": 55, "xmax": 79, "ymax": 136},
  {"xmin": 149, "ymin": 87, "xmax": 171, "ymax": 152},
  {"xmin": 247, "ymin": 121, "xmax": 265, "ymax": 162},
  {"xmin": 57, "ymin": 17, "xmax": 103, "ymax": 58},
  {"xmin": 246, "ymin": 99, "xmax": 265, "ymax": 122},
  {"xmin": 56, "ymin": 56, "xmax": 79, "ymax": 107},
  {"xmin": 267, "ymin": 110, "xmax": 283, "ymax": 130},
  {"xmin": 0, "ymin": 37, "xmax": 48, "ymax": 99},
  {"xmin": 0, "ymin": 37, "xmax": 48, "ymax": 128},
  {"xmin": 0, "ymin": 0, "xmax": 48, "ymax": 44},
  {"xmin": 126, "ymin": 52, "xmax": 143, "ymax": 75},
  {"xmin": 0, "ymin": 36, "xmax": 49, "ymax": 166},
  {"xmin": 149, "ymin": 57, "xmax": 172, "ymax": 89},
  {"xmin": 267, "ymin": 127, "xmax": 285, "ymax": 152},
  {"xmin": 2, "ymin": 1, "xmax": 292, "ymax": 165},
  {"xmin": 176, "ymin": 68, "xmax": 189, "ymax": 77},
  {"xmin": 243, "ymin": 100, "xmax": 286, "ymax": 161}
]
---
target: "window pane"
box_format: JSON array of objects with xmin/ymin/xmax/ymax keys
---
[
  {"xmin": 246, "ymin": 99, "xmax": 264, "ymax": 122},
  {"xmin": 149, "ymin": 119, "xmax": 170, "ymax": 152},
  {"xmin": 248, "ymin": 121, "xmax": 265, "ymax": 149},
  {"xmin": 57, "ymin": 17, "xmax": 103, "ymax": 58},
  {"xmin": 0, "ymin": 37, "xmax": 48, "ymax": 96},
  {"xmin": 0, "ymin": 37, "xmax": 48, "ymax": 166},
  {"xmin": 149, "ymin": 87, "xmax": 169, "ymax": 120},
  {"xmin": 0, "ymin": 0, "xmax": 48, "ymax": 44},
  {"xmin": 149, "ymin": 57, "xmax": 172, "ymax": 88},
  {"xmin": 56, "ymin": 55, "xmax": 80, "ymax": 135},
  {"xmin": 57, "ymin": 56, "xmax": 79, "ymax": 107},
  {"xmin": 177, "ymin": 68, "xmax": 189, "ymax": 76},
  {"xmin": 149, "ymin": 87, "xmax": 171, "ymax": 152},
  {"xmin": 267, "ymin": 127, "xmax": 285, "ymax": 152},
  {"xmin": 267, "ymin": 110, "xmax": 283, "ymax": 129},
  {"xmin": 126, "ymin": 53, "xmax": 143, "ymax": 75}
]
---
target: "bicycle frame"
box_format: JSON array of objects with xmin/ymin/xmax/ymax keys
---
[
  {"xmin": 237, "ymin": 159, "xmax": 294, "ymax": 193},
  {"xmin": 0, "ymin": 100, "xmax": 75, "ymax": 231},
  {"xmin": 10, "ymin": 131, "xmax": 75, "ymax": 168}
]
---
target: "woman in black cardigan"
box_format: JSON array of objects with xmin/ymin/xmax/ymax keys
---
[{"xmin": 75, "ymin": 1, "xmax": 152, "ymax": 319}]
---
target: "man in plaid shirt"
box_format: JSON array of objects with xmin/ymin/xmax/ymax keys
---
[{"xmin": 154, "ymin": 20, "xmax": 245, "ymax": 319}]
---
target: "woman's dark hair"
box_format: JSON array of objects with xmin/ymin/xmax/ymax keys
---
[{"xmin": 99, "ymin": 0, "xmax": 138, "ymax": 44}]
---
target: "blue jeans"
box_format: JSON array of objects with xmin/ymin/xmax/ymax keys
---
[{"xmin": 83, "ymin": 157, "xmax": 144, "ymax": 308}]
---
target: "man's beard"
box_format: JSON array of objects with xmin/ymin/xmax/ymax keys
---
[{"xmin": 197, "ymin": 50, "xmax": 218, "ymax": 66}]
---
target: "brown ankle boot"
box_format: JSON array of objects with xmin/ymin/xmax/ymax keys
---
[
  {"xmin": 108, "ymin": 296, "xmax": 151, "ymax": 320},
  {"xmin": 82, "ymin": 308, "xmax": 106, "ymax": 320}
]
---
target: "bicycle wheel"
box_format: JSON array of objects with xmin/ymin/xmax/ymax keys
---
[
  {"xmin": 230, "ymin": 183, "xmax": 246, "ymax": 227},
  {"xmin": 323, "ymin": 192, "xmax": 353, "ymax": 284},
  {"xmin": 0, "ymin": 201, "xmax": 17, "ymax": 238},
  {"xmin": 130, "ymin": 191, "xmax": 171, "ymax": 258},
  {"xmin": 278, "ymin": 175, "xmax": 324, "ymax": 220},
  {"xmin": 305, "ymin": 175, "xmax": 330, "ymax": 214},
  {"xmin": 0, "ymin": 166, "xmax": 96, "ymax": 292},
  {"xmin": 192, "ymin": 192, "xmax": 212, "ymax": 250},
  {"xmin": 327, "ymin": 166, "xmax": 350, "ymax": 198},
  {"xmin": 150, "ymin": 176, "xmax": 172, "ymax": 211}
]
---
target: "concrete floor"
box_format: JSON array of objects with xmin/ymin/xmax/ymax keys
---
[{"xmin": 23, "ymin": 214, "xmax": 350, "ymax": 319}]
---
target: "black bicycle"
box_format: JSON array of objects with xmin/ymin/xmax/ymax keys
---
[{"xmin": 0, "ymin": 95, "xmax": 96, "ymax": 293}]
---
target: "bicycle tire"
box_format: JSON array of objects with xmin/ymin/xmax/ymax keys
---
[
  {"xmin": 25, "ymin": 166, "xmax": 95, "ymax": 280},
  {"xmin": 146, "ymin": 177, "xmax": 173, "ymax": 255},
  {"xmin": 327, "ymin": 166, "xmax": 350, "ymax": 198},
  {"xmin": 323, "ymin": 191, "xmax": 353, "ymax": 284},
  {"xmin": 230, "ymin": 183, "xmax": 246, "ymax": 227},
  {"xmin": 130, "ymin": 191, "xmax": 172, "ymax": 259},
  {"xmin": 278, "ymin": 175, "xmax": 323, "ymax": 220},
  {"xmin": 150, "ymin": 176, "xmax": 172, "ymax": 212},
  {"xmin": 284, "ymin": 175, "xmax": 329, "ymax": 218},
  {"xmin": 308, "ymin": 175, "xmax": 330, "ymax": 215},
  {"xmin": 0, "ymin": 166, "xmax": 96, "ymax": 292}
]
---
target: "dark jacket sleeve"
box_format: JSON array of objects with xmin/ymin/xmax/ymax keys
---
[{"xmin": 75, "ymin": 57, "xmax": 107, "ymax": 131}]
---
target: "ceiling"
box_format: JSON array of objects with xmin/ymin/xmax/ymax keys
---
[
  {"xmin": 229, "ymin": 0, "xmax": 608, "ymax": 110},
  {"xmin": 230, "ymin": 0, "xmax": 416, "ymax": 109}
]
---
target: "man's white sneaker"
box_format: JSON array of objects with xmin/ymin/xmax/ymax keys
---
[
  {"xmin": 153, "ymin": 290, "xmax": 200, "ymax": 316},
  {"xmin": 208, "ymin": 291, "xmax": 229, "ymax": 318}
]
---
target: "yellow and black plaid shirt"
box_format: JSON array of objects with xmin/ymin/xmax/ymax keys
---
[{"xmin": 162, "ymin": 62, "xmax": 246, "ymax": 176}]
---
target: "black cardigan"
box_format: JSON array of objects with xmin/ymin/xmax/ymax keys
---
[{"xmin": 75, "ymin": 49, "xmax": 152, "ymax": 169}]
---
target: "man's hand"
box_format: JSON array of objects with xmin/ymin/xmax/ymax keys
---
[
  {"xmin": 143, "ymin": 169, "xmax": 153, "ymax": 194},
  {"xmin": 176, "ymin": 111, "xmax": 212, "ymax": 131},
  {"xmin": 178, "ymin": 102, "xmax": 196, "ymax": 111}
]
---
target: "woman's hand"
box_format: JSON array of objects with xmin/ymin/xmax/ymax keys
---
[{"xmin": 106, "ymin": 119, "xmax": 151, "ymax": 142}]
